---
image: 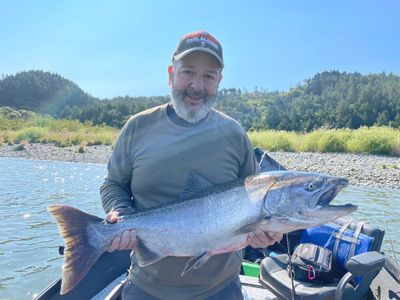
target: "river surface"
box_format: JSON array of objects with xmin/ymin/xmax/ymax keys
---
[{"xmin": 0, "ymin": 157, "xmax": 399, "ymax": 299}]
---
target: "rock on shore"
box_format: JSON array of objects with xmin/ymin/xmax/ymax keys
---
[
  {"xmin": 269, "ymin": 152, "xmax": 399, "ymax": 189},
  {"xmin": 1, "ymin": 143, "xmax": 399, "ymax": 189}
]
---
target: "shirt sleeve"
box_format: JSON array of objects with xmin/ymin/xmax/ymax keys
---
[{"xmin": 100, "ymin": 118, "xmax": 137, "ymax": 214}]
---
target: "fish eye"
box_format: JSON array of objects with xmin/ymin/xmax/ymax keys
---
[{"xmin": 306, "ymin": 183, "xmax": 317, "ymax": 191}]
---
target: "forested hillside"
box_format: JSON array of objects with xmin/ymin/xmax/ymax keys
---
[
  {"xmin": 1, "ymin": 70, "xmax": 399, "ymax": 130},
  {"xmin": 218, "ymin": 71, "xmax": 400, "ymax": 130},
  {"xmin": 0, "ymin": 71, "xmax": 94, "ymax": 115}
]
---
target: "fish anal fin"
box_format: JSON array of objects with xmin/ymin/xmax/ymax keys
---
[
  {"xmin": 234, "ymin": 218, "xmax": 271, "ymax": 235},
  {"xmin": 181, "ymin": 252, "xmax": 211, "ymax": 276},
  {"xmin": 135, "ymin": 239, "xmax": 163, "ymax": 267}
]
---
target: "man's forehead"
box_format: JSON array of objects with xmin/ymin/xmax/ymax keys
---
[{"xmin": 177, "ymin": 52, "xmax": 221, "ymax": 70}]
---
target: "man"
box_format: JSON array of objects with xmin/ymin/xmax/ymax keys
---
[{"xmin": 100, "ymin": 30, "xmax": 282, "ymax": 300}]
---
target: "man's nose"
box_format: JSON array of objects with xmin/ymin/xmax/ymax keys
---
[{"xmin": 190, "ymin": 75, "xmax": 205, "ymax": 91}]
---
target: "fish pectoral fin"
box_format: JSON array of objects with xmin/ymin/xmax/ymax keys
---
[
  {"xmin": 234, "ymin": 218, "xmax": 271, "ymax": 235},
  {"xmin": 181, "ymin": 252, "xmax": 211, "ymax": 276},
  {"xmin": 135, "ymin": 239, "xmax": 163, "ymax": 267}
]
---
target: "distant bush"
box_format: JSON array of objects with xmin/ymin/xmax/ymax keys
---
[
  {"xmin": 13, "ymin": 141, "xmax": 29, "ymax": 151},
  {"xmin": 248, "ymin": 130, "xmax": 297, "ymax": 152},
  {"xmin": 250, "ymin": 126, "xmax": 399, "ymax": 156},
  {"xmin": 77, "ymin": 142, "xmax": 86, "ymax": 153},
  {"xmin": 0, "ymin": 107, "xmax": 22, "ymax": 119},
  {"xmin": 14, "ymin": 127, "xmax": 46, "ymax": 143},
  {"xmin": 301, "ymin": 129, "xmax": 351, "ymax": 153},
  {"xmin": 0, "ymin": 114, "xmax": 119, "ymax": 146},
  {"xmin": 345, "ymin": 126, "xmax": 398, "ymax": 155}
]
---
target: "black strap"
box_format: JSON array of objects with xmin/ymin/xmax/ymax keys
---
[
  {"xmin": 333, "ymin": 219, "xmax": 353, "ymax": 262},
  {"xmin": 286, "ymin": 234, "xmax": 296, "ymax": 300}
]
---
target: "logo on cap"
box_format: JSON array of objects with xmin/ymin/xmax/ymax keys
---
[{"xmin": 173, "ymin": 31, "xmax": 224, "ymax": 67}]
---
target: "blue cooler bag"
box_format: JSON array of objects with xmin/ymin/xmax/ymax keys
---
[{"xmin": 300, "ymin": 219, "xmax": 374, "ymax": 275}]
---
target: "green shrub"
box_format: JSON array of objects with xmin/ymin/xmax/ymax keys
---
[
  {"xmin": 13, "ymin": 141, "xmax": 28, "ymax": 151},
  {"xmin": 301, "ymin": 129, "xmax": 352, "ymax": 152},
  {"xmin": 248, "ymin": 130, "xmax": 297, "ymax": 152},
  {"xmin": 249, "ymin": 126, "xmax": 399, "ymax": 156},
  {"xmin": 77, "ymin": 142, "xmax": 86, "ymax": 153},
  {"xmin": 318, "ymin": 131, "xmax": 351, "ymax": 152},
  {"xmin": 0, "ymin": 107, "xmax": 22, "ymax": 119},
  {"xmin": 14, "ymin": 127, "xmax": 46, "ymax": 143},
  {"xmin": 346, "ymin": 126, "xmax": 396, "ymax": 155}
]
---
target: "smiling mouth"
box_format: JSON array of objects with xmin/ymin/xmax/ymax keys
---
[
  {"xmin": 187, "ymin": 95, "xmax": 202, "ymax": 101},
  {"xmin": 185, "ymin": 95, "xmax": 203, "ymax": 106}
]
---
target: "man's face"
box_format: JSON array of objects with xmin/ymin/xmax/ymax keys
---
[{"xmin": 168, "ymin": 51, "xmax": 222, "ymax": 123}]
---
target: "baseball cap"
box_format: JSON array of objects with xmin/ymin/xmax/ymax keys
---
[{"xmin": 172, "ymin": 31, "xmax": 224, "ymax": 68}]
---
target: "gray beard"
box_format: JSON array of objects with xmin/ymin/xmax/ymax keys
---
[{"xmin": 170, "ymin": 89, "xmax": 218, "ymax": 123}]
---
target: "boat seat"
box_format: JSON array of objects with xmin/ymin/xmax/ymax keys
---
[
  {"xmin": 346, "ymin": 251, "xmax": 386, "ymax": 276},
  {"xmin": 259, "ymin": 220, "xmax": 386, "ymax": 300}
]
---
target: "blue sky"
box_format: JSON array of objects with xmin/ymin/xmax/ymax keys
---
[{"xmin": 1, "ymin": 0, "xmax": 399, "ymax": 99}]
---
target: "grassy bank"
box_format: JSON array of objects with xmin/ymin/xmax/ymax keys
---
[
  {"xmin": 0, "ymin": 116, "xmax": 119, "ymax": 147},
  {"xmin": 248, "ymin": 127, "xmax": 400, "ymax": 156},
  {"xmin": 1, "ymin": 116, "xmax": 399, "ymax": 156}
]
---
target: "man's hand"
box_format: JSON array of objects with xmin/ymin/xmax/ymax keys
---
[
  {"xmin": 106, "ymin": 211, "xmax": 137, "ymax": 252},
  {"xmin": 247, "ymin": 230, "xmax": 283, "ymax": 249}
]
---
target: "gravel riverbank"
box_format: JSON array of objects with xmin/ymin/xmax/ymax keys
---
[{"xmin": 1, "ymin": 143, "xmax": 399, "ymax": 189}]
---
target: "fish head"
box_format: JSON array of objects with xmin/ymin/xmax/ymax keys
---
[{"xmin": 261, "ymin": 171, "xmax": 357, "ymax": 232}]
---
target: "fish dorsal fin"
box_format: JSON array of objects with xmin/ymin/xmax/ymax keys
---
[
  {"xmin": 180, "ymin": 173, "xmax": 214, "ymax": 199},
  {"xmin": 135, "ymin": 239, "xmax": 163, "ymax": 267},
  {"xmin": 181, "ymin": 252, "xmax": 211, "ymax": 276}
]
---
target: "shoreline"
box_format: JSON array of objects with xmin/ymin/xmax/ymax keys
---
[{"xmin": 1, "ymin": 143, "xmax": 399, "ymax": 189}]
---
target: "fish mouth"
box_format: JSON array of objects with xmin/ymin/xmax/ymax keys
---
[
  {"xmin": 315, "ymin": 178, "xmax": 353, "ymax": 210},
  {"xmin": 317, "ymin": 187, "xmax": 340, "ymax": 206}
]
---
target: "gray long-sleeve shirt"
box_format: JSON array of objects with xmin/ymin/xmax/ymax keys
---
[{"xmin": 100, "ymin": 103, "xmax": 259, "ymax": 299}]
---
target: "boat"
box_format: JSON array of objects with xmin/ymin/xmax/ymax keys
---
[
  {"xmin": 34, "ymin": 149, "xmax": 400, "ymax": 299},
  {"xmin": 32, "ymin": 239, "xmax": 400, "ymax": 299}
]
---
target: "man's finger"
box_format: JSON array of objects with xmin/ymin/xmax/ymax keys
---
[
  {"xmin": 247, "ymin": 232, "xmax": 264, "ymax": 248},
  {"xmin": 253, "ymin": 230, "xmax": 272, "ymax": 245},
  {"xmin": 268, "ymin": 232, "xmax": 283, "ymax": 242},
  {"xmin": 119, "ymin": 231, "xmax": 131, "ymax": 249},
  {"xmin": 107, "ymin": 236, "xmax": 120, "ymax": 252},
  {"xmin": 248, "ymin": 230, "xmax": 281, "ymax": 248}
]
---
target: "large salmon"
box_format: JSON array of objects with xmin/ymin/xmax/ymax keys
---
[{"xmin": 48, "ymin": 171, "xmax": 356, "ymax": 294}]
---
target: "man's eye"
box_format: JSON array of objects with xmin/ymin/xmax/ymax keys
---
[{"xmin": 206, "ymin": 75, "xmax": 216, "ymax": 80}]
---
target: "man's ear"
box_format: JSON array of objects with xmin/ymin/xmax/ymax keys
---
[
  {"xmin": 168, "ymin": 65, "xmax": 173, "ymax": 86},
  {"xmin": 218, "ymin": 73, "xmax": 223, "ymax": 84}
]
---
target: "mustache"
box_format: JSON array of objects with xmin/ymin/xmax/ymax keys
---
[
  {"xmin": 170, "ymin": 87, "xmax": 218, "ymax": 123},
  {"xmin": 186, "ymin": 88, "xmax": 206, "ymax": 99}
]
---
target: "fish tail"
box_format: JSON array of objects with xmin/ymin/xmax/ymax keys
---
[{"xmin": 48, "ymin": 205, "xmax": 105, "ymax": 295}]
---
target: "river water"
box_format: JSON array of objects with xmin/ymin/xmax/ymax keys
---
[{"xmin": 0, "ymin": 157, "xmax": 399, "ymax": 299}]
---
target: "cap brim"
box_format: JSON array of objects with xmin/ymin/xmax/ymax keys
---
[{"xmin": 173, "ymin": 47, "xmax": 224, "ymax": 68}]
